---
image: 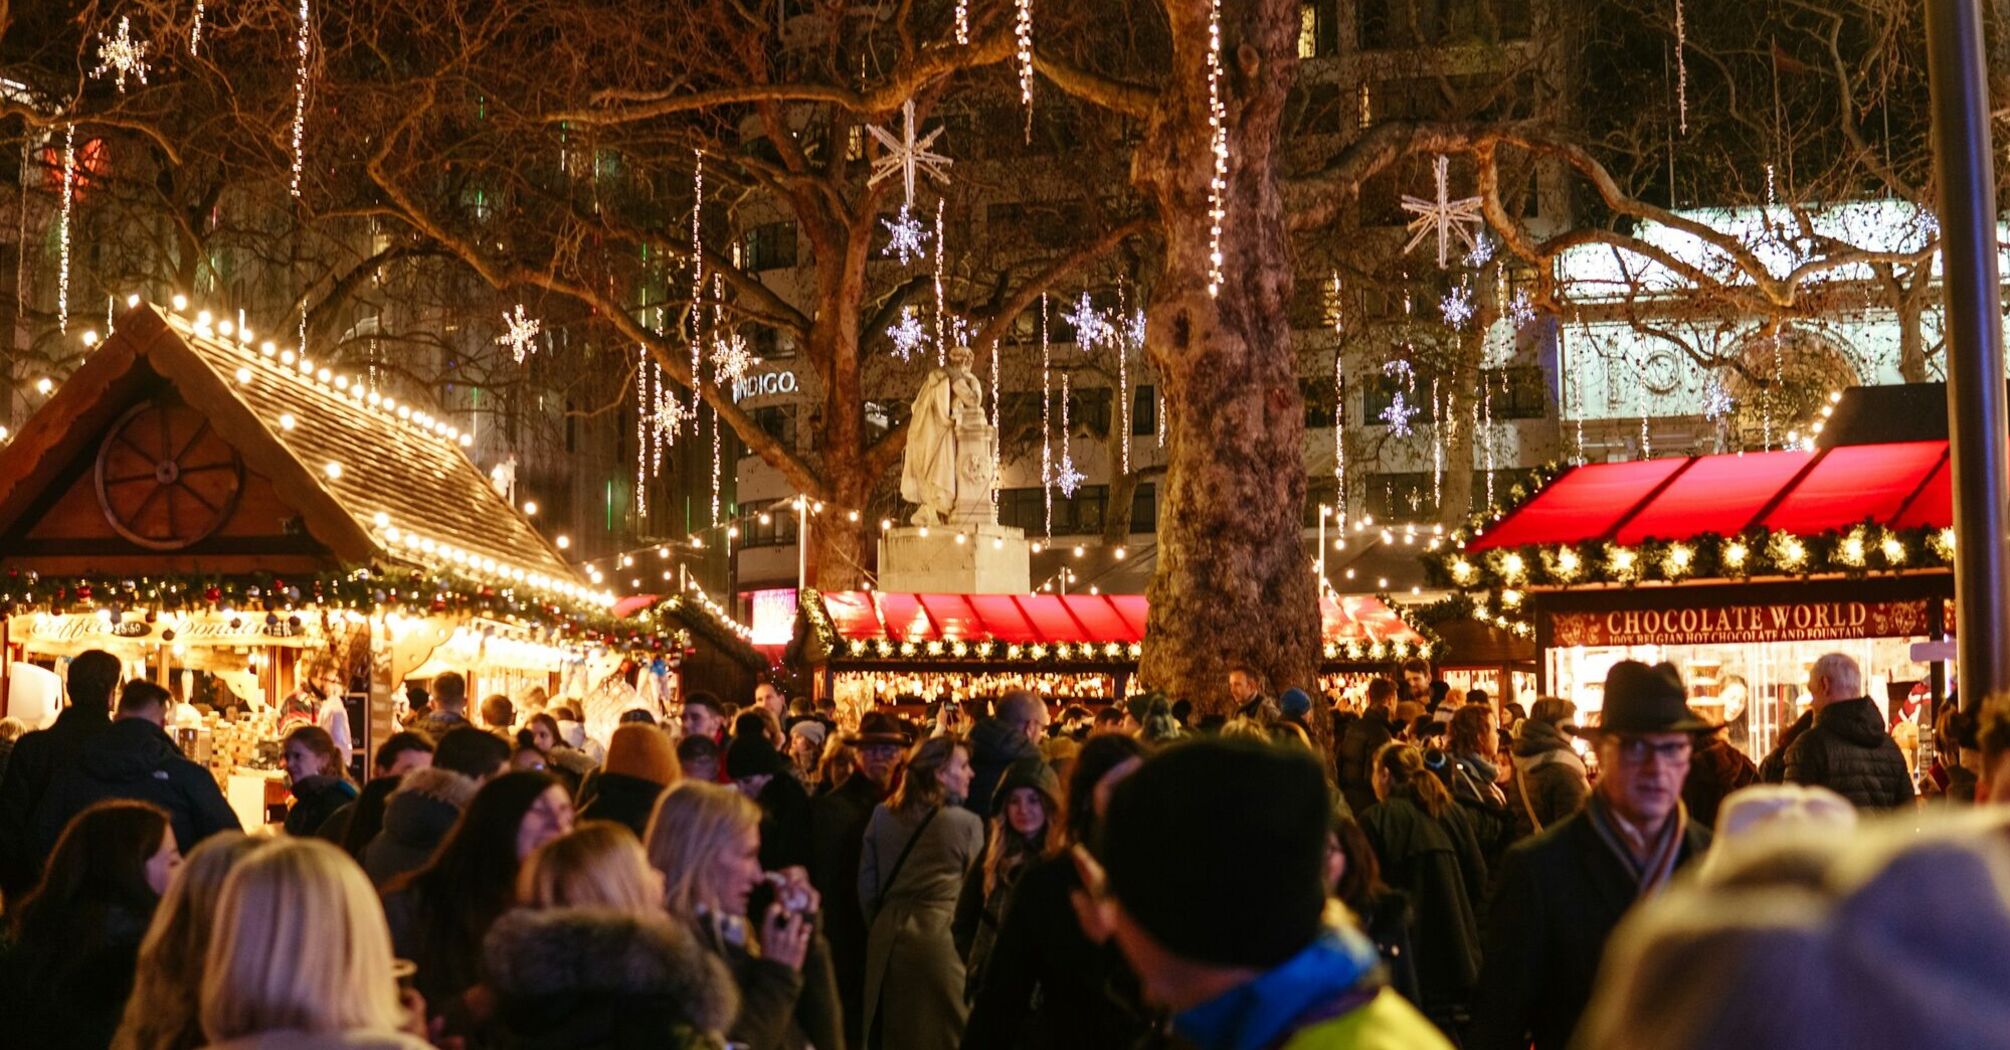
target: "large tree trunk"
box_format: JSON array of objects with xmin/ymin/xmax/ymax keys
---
[{"xmin": 1137, "ymin": 0, "xmax": 1317, "ymax": 715}]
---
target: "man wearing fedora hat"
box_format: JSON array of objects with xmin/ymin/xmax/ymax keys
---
[
  {"xmin": 811, "ymin": 710, "xmax": 912, "ymax": 1047},
  {"xmin": 1468, "ymin": 660, "xmax": 1714, "ymax": 1050}
]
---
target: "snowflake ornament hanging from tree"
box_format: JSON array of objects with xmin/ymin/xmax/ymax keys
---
[
  {"xmin": 1062, "ymin": 291, "xmax": 1114, "ymax": 350},
  {"xmin": 497, "ymin": 305, "xmax": 542, "ymax": 364},
  {"xmin": 652, "ymin": 389, "xmax": 695, "ymax": 444},
  {"xmin": 1053, "ymin": 455, "xmax": 1085, "ymax": 497},
  {"xmin": 881, "ymin": 205, "xmax": 931, "ymax": 264},
  {"xmin": 1505, "ymin": 289, "xmax": 1537, "ymax": 328},
  {"xmin": 867, "ymin": 99, "xmax": 953, "ymax": 207},
  {"xmin": 1702, "ymin": 375, "xmax": 1734, "ymax": 421},
  {"xmin": 92, "ymin": 17, "xmax": 152, "ymax": 93},
  {"xmin": 711, "ymin": 332, "xmax": 755, "ymax": 384},
  {"xmin": 887, "ymin": 306, "xmax": 928, "ymax": 361},
  {"xmin": 1441, "ymin": 283, "xmax": 1476, "ymax": 330},
  {"xmin": 1401, "ymin": 155, "xmax": 1486, "ymax": 269},
  {"xmin": 1380, "ymin": 390, "xmax": 1419, "ymax": 437}
]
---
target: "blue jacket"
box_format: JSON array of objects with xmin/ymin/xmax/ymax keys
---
[{"xmin": 1174, "ymin": 928, "xmax": 1448, "ymax": 1050}]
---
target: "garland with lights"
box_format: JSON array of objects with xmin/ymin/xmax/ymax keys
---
[
  {"xmin": 648, "ymin": 594, "xmax": 771, "ymax": 671},
  {"xmin": 0, "ymin": 567, "xmax": 685, "ymax": 650}
]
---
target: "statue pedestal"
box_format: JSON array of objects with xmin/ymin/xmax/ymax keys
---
[{"xmin": 878, "ymin": 523, "xmax": 1031, "ymax": 595}]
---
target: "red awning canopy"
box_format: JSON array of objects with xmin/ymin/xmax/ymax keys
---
[
  {"xmin": 820, "ymin": 591, "xmax": 1423, "ymax": 647},
  {"xmin": 1470, "ymin": 440, "xmax": 1951, "ymax": 551}
]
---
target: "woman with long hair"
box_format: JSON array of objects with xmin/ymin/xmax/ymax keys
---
[
  {"xmin": 1360, "ymin": 741, "xmax": 1487, "ymax": 1035},
  {"xmin": 381, "ymin": 771, "xmax": 572, "ymax": 1025},
  {"xmin": 517, "ymin": 821, "xmax": 664, "ymax": 912},
  {"xmin": 1326, "ymin": 814, "xmax": 1420, "ymax": 1008},
  {"xmin": 963, "ymin": 734, "xmax": 1151, "ymax": 1050},
  {"xmin": 487, "ymin": 821, "xmax": 736, "ymax": 1049},
  {"xmin": 858, "ymin": 734, "xmax": 985, "ymax": 1049},
  {"xmin": 952, "ymin": 759, "xmax": 1057, "ymax": 1001},
  {"xmin": 200, "ymin": 838, "xmax": 428, "ymax": 1049},
  {"xmin": 644, "ymin": 781, "xmax": 841, "ymax": 1050},
  {"xmin": 1442, "ymin": 703, "xmax": 1513, "ymax": 862},
  {"xmin": 281, "ymin": 725, "xmax": 357, "ymax": 838},
  {"xmin": 111, "ymin": 832, "xmax": 261, "ymax": 1050},
  {"xmin": 1, "ymin": 800, "xmax": 178, "ymax": 1050}
]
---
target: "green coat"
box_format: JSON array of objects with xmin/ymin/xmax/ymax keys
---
[{"xmin": 858, "ymin": 802, "xmax": 985, "ymax": 1049}]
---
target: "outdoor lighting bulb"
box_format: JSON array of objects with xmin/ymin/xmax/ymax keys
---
[
  {"xmin": 691, "ymin": 536, "xmax": 704, "ymax": 549},
  {"xmin": 324, "ymin": 462, "xmax": 343, "ymax": 479},
  {"xmin": 656, "ymin": 547, "xmax": 669, "ymax": 559},
  {"xmin": 881, "ymin": 519, "xmax": 893, "ymax": 531},
  {"xmin": 80, "ymin": 330, "xmax": 98, "ymax": 347},
  {"xmin": 218, "ymin": 320, "xmax": 234, "ymax": 336},
  {"xmin": 1114, "ymin": 547, "xmax": 1127, "ymax": 559},
  {"xmin": 35, "ymin": 377, "xmax": 52, "ymax": 395},
  {"xmin": 373, "ymin": 512, "xmax": 390, "ymax": 528},
  {"xmin": 662, "ymin": 571, "xmax": 672, "ymax": 581},
  {"xmin": 1377, "ymin": 577, "xmax": 1389, "ymax": 588},
  {"xmin": 727, "ymin": 526, "xmax": 740, "ymax": 539},
  {"xmin": 918, "ymin": 526, "xmax": 930, "ymax": 538},
  {"xmin": 522, "ymin": 501, "xmax": 537, "ymax": 516},
  {"xmin": 278, "ymin": 413, "xmax": 296, "ymax": 430},
  {"xmin": 262, "ymin": 341, "xmax": 277, "ymax": 356},
  {"xmin": 126, "ymin": 293, "xmax": 140, "ymax": 307},
  {"xmin": 631, "ymin": 578, "xmax": 641, "ymax": 588},
  {"xmin": 171, "ymin": 294, "xmax": 188, "ymax": 311},
  {"xmin": 459, "ymin": 433, "xmax": 474, "ymax": 446},
  {"xmin": 334, "ymin": 375, "xmax": 349, "ymax": 389},
  {"xmin": 1345, "ymin": 569, "xmax": 1357, "ymax": 579},
  {"xmin": 1072, "ymin": 546, "xmax": 1085, "ymax": 557},
  {"xmin": 993, "ymin": 538, "xmax": 1004, "ymax": 549},
  {"xmin": 954, "ymin": 533, "xmax": 966, "ymax": 545},
  {"xmin": 280, "ymin": 350, "xmax": 296, "ymax": 365},
  {"xmin": 556, "ymin": 535, "xmax": 571, "ymax": 549},
  {"xmin": 1829, "ymin": 390, "xmax": 1843, "ymax": 403},
  {"xmin": 1031, "ymin": 541, "xmax": 1043, "ymax": 553},
  {"xmin": 759, "ymin": 513, "xmax": 771, "ymax": 525},
  {"xmin": 620, "ymin": 555, "xmax": 633, "ymax": 567},
  {"xmin": 317, "ymin": 368, "xmax": 332, "ymax": 382},
  {"xmin": 847, "ymin": 510, "xmax": 860, "ymax": 522},
  {"xmin": 235, "ymin": 367, "xmax": 251, "ymax": 384}
]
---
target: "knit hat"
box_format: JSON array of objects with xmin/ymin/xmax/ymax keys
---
[
  {"xmin": 788, "ymin": 720, "xmax": 829, "ymax": 750},
  {"xmin": 1099, "ymin": 737, "xmax": 1329, "ymax": 968},
  {"xmin": 604, "ymin": 724, "xmax": 681, "ymax": 787},
  {"xmin": 990, "ymin": 756, "xmax": 1061, "ymax": 815},
  {"xmin": 725, "ymin": 730, "xmax": 791, "ymax": 779},
  {"xmin": 1279, "ymin": 688, "xmax": 1313, "ymax": 720}
]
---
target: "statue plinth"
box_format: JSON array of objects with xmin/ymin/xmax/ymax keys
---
[
  {"xmin": 949, "ymin": 406, "xmax": 996, "ymax": 526},
  {"xmin": 878, "ymin": 522, "xmax": 1031, "ymax": 595}
]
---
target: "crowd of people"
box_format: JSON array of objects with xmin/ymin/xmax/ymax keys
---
[{"xmin": 0, "ymin": 647, "xmax": 2004, "ymax": 1049}]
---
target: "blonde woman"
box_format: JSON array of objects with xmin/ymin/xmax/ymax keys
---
[
  {"xmin": 113, "ymin": 833, "xmax": 262, "ymax": 1050},
  {"xmin": 488, "ymin": 822, "xmax": 738, "ymax": 1048},
  {"xmin": 858, "ymin": 735, "xmax": 985, "ymax": 1049},
  {"xmin": 517, "ymin": 821, "xmax": 664, "ymax": 912},
  {"xmin": 644, "ymin": 781, "xmax": 842, "ymax": 1050},
  {"xmin": 200, "ymin": 838, "xmax": 430, "ymax": 1050}
]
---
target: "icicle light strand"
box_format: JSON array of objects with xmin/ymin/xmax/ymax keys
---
[
  {"xmin": 1204, "ymin": 0, "xmax": 1227, "ymax": 298},
  {"xmin": 191, "ymin": 0, "xmax": 207, "ymax": 54},
  {"xmin": 991, "ymin": 339, "xmax": 1002, "ymax": 511},
  {"xmin": 636, "ymin": 348, "xmax": 650, "ymax": 517},
  {"xmin": 1015, "ymin": 0, "xmax": 1034, "ymax": 139},
  {"xmin": 955, "ymin": 0, "xmax": 970, "ymax": 45},
  {"xmin": 934, "ymin": 198, "xmax": 947, "ymax": 366},
  {"xmin": 1041, "ymin": 293, "xmax": 1053, "ymax": 540},
  {"xmin": 1674, "ymin": 0, "xmax": 1688, "ymax": 135},
  {"xmin": 288, "ymin": 0, "xmax": 311, "ymax": 199},
  {"xmin": 690, "ymin": 152, "xmax": 705, "ymax": 424},
  {"xmin": 57, "ymin": 123, "xmax": 74, "ymax": 333}
]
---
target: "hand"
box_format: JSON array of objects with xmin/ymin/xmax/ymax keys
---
[
  {"xmin": 761, "ymin": 903, "xmax": 813, "ymax": 971},
  {"xmin": 772, "ymin": 866, "xmax": 821, "ymax": 914},
  {"xmin": 1067, "ymin": 843, "xmax": 1118, "ymax": 946},
  {"xmin": 398, "ymin": 988, "xmax": 428, "ymax": 1039}
]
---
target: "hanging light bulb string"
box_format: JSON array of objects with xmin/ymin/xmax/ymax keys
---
[
  {"xmin": 934, "ymin": 198, "xmax": 948, "ymax": 366},
  {"xmin": 1041, "ymin": 292, "xmax": 1053, "ymax": 540},
  {"xmin": 991, "ymin": 339, "xmax": 1002, "ymax": 511},
  {"xmin": 1015, "ymin": 0, "xmax": 1035, "ymax": 140},
  {"xmin": 288, "ymin": 0, "xmax": 311, "ymax": 199},
  {"xmin": 1204, "ymin": 0, "xmax": 1227, "ymax": 298},
  {"xmin": 689, "ymin": 150, "xmax": 705, "ymax": 425},
  {"xmin": 57, "ymin": 122, "xmax": 75, "ymax": 333}
]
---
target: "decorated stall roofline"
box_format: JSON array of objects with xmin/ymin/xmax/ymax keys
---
[
  {"xmin": 0, "ymin": 567, "xmax": 685, "ymax": 648},
  {"xmin": 1427, "ymin": 521, "xmax": 1955, "ymax": 593},
  {"xmin": 646, "ymin": 594, "xmax": 772, "ymax": 672}
]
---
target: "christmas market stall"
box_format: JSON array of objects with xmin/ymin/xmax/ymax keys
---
[
  {"xmin": 0, "ymin": 302, "xmax": 672, "ymax": 823},
  {"xmin": 795, "ymin": 588, "xmax": 1438, "ymax": 721},
  {"xmin": 1426, "ymin": 440, "xmax": 1955, "ymax": 766}
]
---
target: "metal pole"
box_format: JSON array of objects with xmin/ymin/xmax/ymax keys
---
[
  {"xmin": 797, "ymin": 498, "xmax": 809, "ymax": 596},
  {"xmin": 1926, "ymin": 0, "xmax": 2010, "ymax": 715}
]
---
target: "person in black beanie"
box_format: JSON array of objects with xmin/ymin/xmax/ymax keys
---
[
  {"xmin": 1075, "ymin": 737, "xmax": 1448, "ymax": 1050},
  {"xmin": 725, "ymin": 718, "xmax": 812, "ymax": 871}
]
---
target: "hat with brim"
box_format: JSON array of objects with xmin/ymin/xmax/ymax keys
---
[
  {"xmin": 1572, "ymin": 660, "xmax": 1720, "ymax": 737},
  {"xmin": 844, "ymin": 710, "xmax": 912, "ymax": 747}
]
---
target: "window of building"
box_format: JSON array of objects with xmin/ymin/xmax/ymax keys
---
[
  {"xmin": 996, "ymin": 483, "xmax": 1158, "ymax": 536},
  {"xmin": 1293, "ymin": 81, "xmax": 1351, "ymax": 137},
  {"xmin": 1132, "ymin": 385, "xmax": 1158, "ymax": 436},
  {"xmin": 745, "ymin": 405, "xmax": 797, "ymax": 453},
  {"xmin": 739, "ymin": 499, "xmax": 802, "ymax": 548},
  {"xmin": 1483, "ymin": 364, "xmax": 1548, "ymax": 419},
  {"xmin": 1298, "ymin": 2, "xmax": 1339, "ymax": 57},
  {"xmin": 1301, "ymin": 376, "xmax": 1339, "ymax": 429},
  {"xmin": 742, "ymin": 222, "xmax": 798, "ymax": 271}
]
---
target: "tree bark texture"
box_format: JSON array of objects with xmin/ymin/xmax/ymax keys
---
[{"xmin": 1137, "ymin": 0, "xmax": 1318, "ymax": 713}]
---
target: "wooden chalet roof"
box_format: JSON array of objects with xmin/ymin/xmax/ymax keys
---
[{"xmin": 0, "ymin": 302, "xmax": 605, "ymax": 606}]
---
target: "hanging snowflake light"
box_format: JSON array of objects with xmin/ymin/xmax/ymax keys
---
[
  {"xmin": 92, "ymin": 17, "xmax": 152, "ymax": 93},
  {"xmin": 1401, "ymin": 155, "xmax": 1485, "ymax": 269},
  {"xmin": 1465, "ymin": 233, "xmax": 1496, "ymax": 268},
  {"xmin": 711, "ymin": 332, "xmax": 755, "ymax": 384},
  {"xmin": 1505, "ymin": 289, "xmax": 1537, "ymax": 328},
  {"xmin": 654, "ymin": 384, "xmax": 695, "ymax": 442},
  {"xmin": 497, "ymin": 305, "xmax": 542, "ymax": 364},
  {"xmin": 1380, "ymin": 390, "xmax": 1418, "ymax": 438},
  {"xmin": 1702, "ymin": 375, "xmax": 1734, "ymax": 421},
  {"xmin": 866, "ymin": 99, "xmax": 952, "ymax": 208},
  {"xmin": 1062, "ymin": 291, "xmax": 1113, "ymax": 350},
  {"xmin": 881, "ymin": 204, "xmax": 930, "ymax": 264},
  {"xmin": 1126, "ymin": 308, "xmax": 1147, "ymax": 349},
  {"xmin": 887, "ymin": 306, "xmax": 928, "ymax": 361},
  {"xmin": 1057, "ymin": 370, "xmax": 1084, "ymax": 497},
  {"xmin": 1441, "ymin": 283, "xmax": 1476, "ymax": 330}
]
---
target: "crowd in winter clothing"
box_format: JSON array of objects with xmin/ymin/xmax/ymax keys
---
[{"xmin": 0, "ymin": 646, "xmax": 2003, "ymax": 1050}]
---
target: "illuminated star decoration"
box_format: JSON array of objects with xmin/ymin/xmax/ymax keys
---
[
  {"xmin": 866, "ymin": 99, "xmax": 953, "ymax": 208},
  {"xmin": 887, "ymin": 306, "xmax": 928, "ymax": 361},
  {"xmin": 1465, "ymin": 233, "xmax": 1496, "ymax": 268},
  {"xmin": 653, "ymin": 388, "xmax": 695, "ymax": 443},
  {"xmin": 1380, "ymin": 359, "xmax": 1418, "ymax": 437},
  {"xmin": 881, "ymin": 205, "xmax": 931, "ymax": 264},
  {"xmin": 711, "ymin": 332, "xmax": 755, "ymax": 384},
  {"xmin": 1401, "ymin": 155, "xmax": 1486, "ymax": 269},
  {"xmin": 1053, "ymin": 455, "xmax": 1085, "ymax": 497},
  {"xmin": 1505, "ymin": 289, "xmax": 1537, "ymax": 328},
  {"xmin": 92, "ymin": 17, "xmax": 152, "ymax": 93},
  {"xmin": 1062, "ymin": 292, "xmax": 1114, "ymax": 350},
  {"xmin": 1702, "ymin": 376, "xmax": 1734, "ymax": 421},
  {"xmin": 1125, "ymin": 308, "xmax": 1147, "ymax": 349},
  {"xmin": 497, "ymin": 305, "xmax": 542, "ymax": 364},
  {"xmin": 1441, "ymin": 284, "xmax": 1476, "ymax": 330}
]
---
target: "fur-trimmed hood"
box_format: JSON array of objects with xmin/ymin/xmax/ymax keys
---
[{"xmin": 484, "ymin": 907, "xmax": 738, "ymax": 1038}]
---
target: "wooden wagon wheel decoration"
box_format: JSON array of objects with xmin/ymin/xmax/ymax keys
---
[{"xmin": 95, "ymin": 400, "xmax": 245, "ymax": 550}]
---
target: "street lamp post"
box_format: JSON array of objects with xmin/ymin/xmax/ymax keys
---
[{"xmin": 1925, "ymin": 0, "xmax": 2010, "ymax": 714}]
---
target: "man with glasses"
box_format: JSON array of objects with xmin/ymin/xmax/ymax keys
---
[{"xmin": 1468, "ymin": 661, "xmax": 1715, "ymax": 1050}]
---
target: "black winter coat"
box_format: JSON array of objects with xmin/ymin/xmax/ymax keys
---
[
  {"xmin": 577, "ymin": 772, "xmax": 668, "ymax": 838},
  {"xmin": 964, "ymin": 718, "xmax": 1043, "ymax": 823},
  {"xmin": 697, "ymin": 912, "xmax": 844, "ymax": 1050},
  {"xmin": 1758, "ymin": 709, "xmax": 1814, "ymax": 784},
  {"xmin": 33, "ymin": 717, "xmax": 240, "ymax": 858},
  {"xmin": 0, "ymin": 898, "xmax": 153, "ymax": 1050},
  {"xmin": 1466, "ymin": 809, "xmax": 1711, "ymax": 1050},
  {"xmin": 284, "ymin": 774, "xmax": 358, "ymax": 837},
  {"xmin": 1358, "ymin": 790, "xmax": 1486, "ymax": 1019},
  {"xmin": 1345, "ymin": 887, "xmax": 1421, "ymax": 1009},
  {"xmin": 484, "ymin": 907, "xmax": 739, "ymax": 1050},
  {"xmin": 809, "ymin": 773, "xmax": 881, "ymax": 1048},
  {"xmin": 1505, "ymin": 720, "xmax": 1589, "ymax": 840},
  {"xmin": 1782, "ymin": 698, "xmax": 1915, "ymax": 809},
  {"xmin": 960, "ymin": 853, "xmax": 1156, "ymax": 1050},
  {"xmin": 756, "ymin": 770, "xmax": 814, "ymax": 871},
  {"xmin": 1335, "ymin": 708, "xmax": 1397, "ymax": 816},
  {"xmin": 0, "ymin": 707, "xmax": 108, "ymax": 899}
]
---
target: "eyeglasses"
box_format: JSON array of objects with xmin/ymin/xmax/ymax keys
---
[{"xmin": 1615, "ymin": 737, "xmax": 1693, "ymax": 763}]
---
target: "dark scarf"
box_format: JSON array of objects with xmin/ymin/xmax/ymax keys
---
[{"xmin": 1585, "ymin": 792, "xmax": 1687, "ymax": 899}]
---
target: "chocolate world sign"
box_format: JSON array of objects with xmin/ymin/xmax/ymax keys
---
[{"xmin": 1550, "ymin": 599, "xmax": 1932, "ymax": 648}]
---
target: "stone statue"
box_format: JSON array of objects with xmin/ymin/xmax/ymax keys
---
[
  {"xmin": 489, "ymin": 453, "xmax": 518, "ymax": 502},
  {"xmin": 901, "ymin": 344, "xmax": 996, "ymax": 526}
]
